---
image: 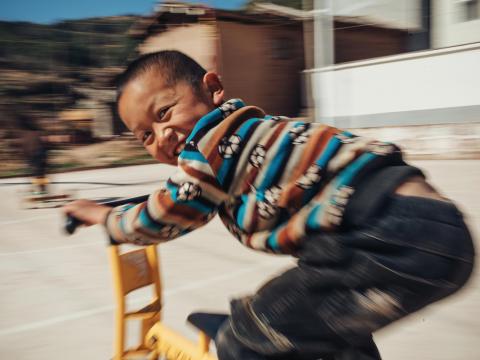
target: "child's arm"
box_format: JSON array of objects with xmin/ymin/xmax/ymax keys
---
[
  {"xmin": 63, "ymin": 199, "xmax": 112, "ymax": 227},
  {"xmin": 103, "ymin": 151, "xmax": 227, "ymax": 245}
]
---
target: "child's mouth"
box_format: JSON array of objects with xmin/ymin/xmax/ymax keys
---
[{"xmin": 174, "ymin": 142, "xmax": 185, "ymax": 156}]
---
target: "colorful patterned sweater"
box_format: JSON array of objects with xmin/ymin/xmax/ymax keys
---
[{"xmin": 106, "ymin": 99, "xmax": 405, "ymax": 254}]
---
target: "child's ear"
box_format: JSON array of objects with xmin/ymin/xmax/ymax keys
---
[{"xmin": 203, "ymin": 72, "xmax": 224, "ymax": 106}]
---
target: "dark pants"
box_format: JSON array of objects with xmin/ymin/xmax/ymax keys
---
[
  {"xmin": 216, "ymin": 195, "xmax": 475, "ymax": 359},
  {"xmin": 29, "ymin": 149, "xmax": 48, "ymax": 178},
  {"xmin": 28, "ymin": 149, "xmax": 48, "ymax": 193}
]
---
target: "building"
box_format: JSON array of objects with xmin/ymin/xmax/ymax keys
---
[
  {"xmin": 433, "ymin": 0, "xmax": 480, "ymax": 48},
  {"xmin": 130, "ymin": 2, "xmax": 307, "ymax": 117},
  {"xmin": 308, "ymin": 0, "xmax": 480, "ymax": 157},
  {"xmin": 130, "ymin": 1, "xmax": 428, "ymax": 118}
]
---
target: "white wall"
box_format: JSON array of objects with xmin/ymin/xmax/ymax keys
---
[
  {"xmin": 433, "ymin": 0, "xmax": 480, "ymax": 48},
  {"xmin": 310, "ymin": 43, "xmax": 480, "ymax": 127},
  {"xmin": 328, "ymin": 0, "xmax": 480, "ymax": 47},
  {"xmin": 332, "ymin": 0, "xmax": 422, "ymax": 30}
]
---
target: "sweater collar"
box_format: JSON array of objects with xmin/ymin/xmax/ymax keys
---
[{"xmin": 186, "ymin": 99, "xmax": 245, "ymax": 143}]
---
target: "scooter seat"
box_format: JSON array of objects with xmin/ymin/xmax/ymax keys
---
[{"xmin": 187, "ymin": 312, "xmax": 229, "ymax": 340}]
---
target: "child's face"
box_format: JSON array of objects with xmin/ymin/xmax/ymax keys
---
[{"xmin": 118, "ymin": 69, "xmax": 223, "ymax": 165}]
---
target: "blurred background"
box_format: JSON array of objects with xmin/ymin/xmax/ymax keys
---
[
  {"xmin": 0, "ymin": 1, "xmax": 479, "ymax": 360},
  {"xmin": 1, "ymin": 0, "xmax": 479, "ymax": 177}
]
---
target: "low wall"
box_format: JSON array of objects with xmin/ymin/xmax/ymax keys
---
[
  {"xmin": 350, "ymin": 123, "xmax": 480, "ymax": 159},
  {"xmin": 309, "ymin": 43, "xmax": 480, "ymax": 128}
]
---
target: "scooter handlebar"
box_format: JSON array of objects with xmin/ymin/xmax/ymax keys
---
[
  {"xmin": 65, "ymin": 215, "xmax": 82, "ymax": 235},
  {"xmin": 64, "ymin": 194, "xmax": 149, "ymax": 235}
]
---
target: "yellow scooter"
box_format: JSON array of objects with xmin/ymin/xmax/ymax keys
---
[{"xmin": 65, "ymin": 196, "xmax": 225, "ymax": 360}]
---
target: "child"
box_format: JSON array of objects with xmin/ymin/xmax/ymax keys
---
[
  {"xmin": 18, "ymin": 115, "xmax": 50, "ymax": 194},
  {"xmin": 63, "ymin": 51, "xmax": 475, "ymax": 360}
]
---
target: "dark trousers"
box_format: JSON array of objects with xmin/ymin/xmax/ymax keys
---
[
  {"xmin": 29, "ymin": 150, "xmax": 48, "ymax": 178},
  {"xmin": 216, "ymin": 195, "xmax": 475, "ymax": 359}
]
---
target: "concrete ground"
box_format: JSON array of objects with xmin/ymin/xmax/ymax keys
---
[{"xmin": 0, "ymin": 160, "xmax": 478, "ymax": 360}]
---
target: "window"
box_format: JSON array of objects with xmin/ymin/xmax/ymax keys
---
[{"xmin": 457, "ymin": 0, "xmax": 479, "ymax": 21}]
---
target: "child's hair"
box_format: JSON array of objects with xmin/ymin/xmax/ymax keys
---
[{"xmin": 116, "ymin": 50, "xmax": 207, "ymax": 101}]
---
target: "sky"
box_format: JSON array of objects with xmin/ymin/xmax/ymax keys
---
[{"xmin": 0, "ymin": 0, "xmax": 248, "ymax": 24}]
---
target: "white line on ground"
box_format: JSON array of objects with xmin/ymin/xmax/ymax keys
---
[
  {"xmin": 0, "ymin": 241, "xmax": 104, "ymax": 256},
  {"xmin": 0, "ymin": 259, "xmax": 287, "ymax": 337},
  {"xmin": 0, "ymin": 214, "xmax": 56, "ymax": 226},
  {"xmin": 0, "ymin": 306, "xmax": 113, "ymax": 338}
]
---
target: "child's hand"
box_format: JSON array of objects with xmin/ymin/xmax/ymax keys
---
[{"xmin": 63, "ymin": 199, "xmax": 112, "ymax": 227}]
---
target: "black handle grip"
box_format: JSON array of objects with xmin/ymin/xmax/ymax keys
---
[
  {"xmin": 65, "ymin": 215, "xmax": 82, "ymax": 235},
  {"xmin": 63, "ymin": 194, "xmax": 149, "ymax": 235}
]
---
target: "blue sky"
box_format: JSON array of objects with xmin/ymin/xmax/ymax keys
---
[{"xmin": 0, "ymin": 0, "xmax": 247, "ymax": 24}]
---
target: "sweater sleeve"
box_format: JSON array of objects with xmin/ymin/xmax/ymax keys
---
[{"xmin": 105, "ymin": 149, "xmax": 227, "ymax": 245}]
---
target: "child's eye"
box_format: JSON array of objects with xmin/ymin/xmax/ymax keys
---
[
  {"xmin": 142, "ymin": 131, "xmax": 152, "ymax": 144},
  {"xmin": 158, "ymin": 107, "xmax": 170, "ymax": 120}
]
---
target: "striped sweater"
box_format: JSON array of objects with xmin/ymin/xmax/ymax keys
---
[{"xmin": 106, "ymin": 99, "xmax": 405, "ymax": 254}]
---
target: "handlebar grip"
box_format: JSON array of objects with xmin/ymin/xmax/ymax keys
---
[
  {"xmin": 65, "ymin": 215, "xmax": 82, "ymax": 235},
  {"xmin": 63, "ymin": 194, "xmax": 149, "ymax": 235}
]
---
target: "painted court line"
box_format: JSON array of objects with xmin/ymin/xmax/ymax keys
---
[
  {"xmin": 0, "ymin": 259, "xmax": 285, "ymax": 337},
  {"xmin": 0, "ymin": 214, "xmax": 56, "ymax": 226},
  {"xmin": 0, "ymin": 241, "xmax": 104, "ymax": 256}
]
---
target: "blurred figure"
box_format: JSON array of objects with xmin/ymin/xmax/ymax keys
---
[{"xmin": 18, "ymin": 115, "xmax": 50, "ymax": 195}]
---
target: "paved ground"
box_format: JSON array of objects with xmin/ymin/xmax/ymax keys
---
[{"xmin": 0, "ymin": 160, "xmax": 478, "ymax": 360}]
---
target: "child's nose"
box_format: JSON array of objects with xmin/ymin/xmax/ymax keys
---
[
  {"xmin": 162, "ymin": 128, "xmax": 173, "ymax": 140},
  {"xmin": 157, "ymin": 127, "xmax": 174, "ymax": 146}
]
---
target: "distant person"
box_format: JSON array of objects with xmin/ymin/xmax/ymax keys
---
[
  {"xmin": 64, "ymin": 51, "xmax": 475, "ymax": 360},
  {"xmin": 18, "ymin": 115, "xmax": 49, "ymax": 194}
]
